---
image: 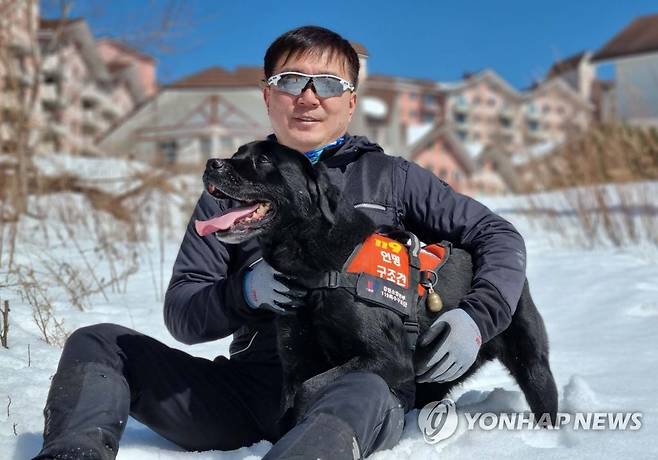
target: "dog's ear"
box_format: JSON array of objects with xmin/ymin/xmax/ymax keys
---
[
  {"xmin": 304, "ymin": 161, "xmax": 338, "ymax": 225},
  {"xmin": 317, "ymin": 164, "xmax": 342, "ymax": 225}
]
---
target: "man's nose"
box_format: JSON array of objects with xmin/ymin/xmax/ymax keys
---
[{"xmin": 297, "ymin": 82, "xmax": 320, "ymax": 105}]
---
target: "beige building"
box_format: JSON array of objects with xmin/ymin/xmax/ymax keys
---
[
  {"xmin": 592, "ymin": 13, "xmax": 658, "ymax": 126},
  {"xmin": 0, "ymin": 0, "xmax": 40, "ymax": 154},
  {"xmin": 359, "ymin": 68, "xmax": 592, "ymax": 194},
  {"xmin": 38, "ymin": 18, "xmax": 150, "ymax": 155},
  {"xmin": 521, "ymin": 77, "xmax": 592, "ymax": 145},
  {"xmin": 442, "ymin": 70, "xmax": 526, "ymax": 150},
  {"xmin": 98, "ymin": 67, "xmax": 270, "ymax": 165}
]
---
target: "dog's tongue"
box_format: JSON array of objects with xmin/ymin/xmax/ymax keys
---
[{"xmin": 195, "ymin": 203, "xmax": 259, "ymax": 237}]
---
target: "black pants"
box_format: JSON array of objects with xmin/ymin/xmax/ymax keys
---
[{"xmin": 35, "ymin": 323, "xmax": 404, "ymax": 458}]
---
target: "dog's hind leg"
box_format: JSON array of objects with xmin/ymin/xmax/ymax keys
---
[
  {"xmin": 498, "ymin": 284, "xmax": 558, "ymax": 425},
  {"xmin": 499, "ymin": 348, "xmax": 558, "ymax": 425}
]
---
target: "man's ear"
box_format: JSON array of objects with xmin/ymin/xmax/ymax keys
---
[
  {"xmin": 348, "ymin": 91, "xmax": 357, "ymax": 120},
  {"xmin": 263, "ymin": 86, "xmax": 270, "ymax": 114}
]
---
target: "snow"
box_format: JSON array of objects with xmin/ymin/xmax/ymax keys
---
[
  {"xmin": 2, "ymin": 179, "xmax": 658, "ymax": 459},
  {"xmin": 361, "ymin": 97, "xmax": 388, "ymax": 119},
  {"xmin": 406, "ymin": 124, "xmax": 434, "ymax": 146},
  {"xmin": 462, "ymin": 141, "xmax": 484, "ymax": 160}
]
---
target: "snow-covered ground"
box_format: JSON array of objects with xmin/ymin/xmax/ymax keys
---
[{"xmin": 2, "ymin": 183, "xmax": 658, "ymax": 459}]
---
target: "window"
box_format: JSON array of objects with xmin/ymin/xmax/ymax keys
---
[
  {"xmin": 200, "ymin": 137, "xmax": 212, "ymax": 158},
  {"xmin": 455, "ymin": 112, "xmax": 467, "ymax": 124},
  {"xmin": 456, "ymin": 129, "xmax": 468, "ymax": 140},
  {"xmin": 159, "ymin": 140, "xmax": 178, "ymax": 164},
  {"xmin": 527, "ymin": 120, "xmax": 539, "ymax": 132},
  {"xmin": 423, "ymin": 112, "xmax": 435, "ymax": 123},
  {"xmin": 499, "ymin": 115, "xmax": 512, "ymax": 128},
  {"xmin": 423, "ymin": 94, "xmax": 435, "ymax": 106}
]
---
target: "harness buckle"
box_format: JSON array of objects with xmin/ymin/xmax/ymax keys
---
[
  {"xmin": 328, "ymin": 271, "xmax": 339, "ymax": 288},
  {"xmin": 404, "ymin": 320, "xmax": 420, "ymax": 351}
]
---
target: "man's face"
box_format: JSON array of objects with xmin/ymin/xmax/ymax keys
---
[{"xmin": 263, "ymin": 50, "xmax": 357, "ymax": 153}]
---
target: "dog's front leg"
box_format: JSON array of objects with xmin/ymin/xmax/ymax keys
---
[
  {"xmin": 276, "ymin": 313, "xmax": 324, "ymax": 433},
  {"xmin": 291, "ymin": 355, "xmax": 390, "ymax": 423}
]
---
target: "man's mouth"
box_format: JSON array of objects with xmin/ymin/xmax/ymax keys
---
[
  {"xmin": 294, "ymin": 115, "xmax": 321, "ymax": 123},
  {"xmin": 195, "ymin": 183, "xmax": 274, "ymax": 237}
]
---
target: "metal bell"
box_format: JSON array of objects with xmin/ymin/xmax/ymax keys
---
[{"xmin": 426, "ymin": 286, "xmax": 443, "ymax": 312}]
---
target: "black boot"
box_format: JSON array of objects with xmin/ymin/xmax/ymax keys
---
[{"xmin": 32, "ymin": 362, "xmax": 130, "ymax": 460}]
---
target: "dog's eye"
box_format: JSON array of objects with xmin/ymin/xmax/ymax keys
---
[{"xmin": 257, "ymin": 155, "xmax": 272, "ymax": 165}]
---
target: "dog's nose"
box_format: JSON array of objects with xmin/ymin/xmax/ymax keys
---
[{"xmin": 206, "ymin": 159, "xmax": 224, "ymax": 171}]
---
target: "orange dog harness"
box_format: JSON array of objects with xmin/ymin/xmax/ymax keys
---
[{"xmin": 304, "ymin": 227, "xmax": 450, "ymax": 349}]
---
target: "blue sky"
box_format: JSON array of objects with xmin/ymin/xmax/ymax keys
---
[{"xmin": 43, "ymin": 0, "xmax": 658, "ymax": 88}]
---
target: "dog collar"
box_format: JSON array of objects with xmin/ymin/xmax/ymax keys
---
[{"xmin": 303, "ymin": 136, "xmax": 346, "ymax": 164}]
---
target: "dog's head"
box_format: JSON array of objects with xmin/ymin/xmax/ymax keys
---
[{"xmin": 195, "ymin": 140, "xmax": 339, "ymax": 244}]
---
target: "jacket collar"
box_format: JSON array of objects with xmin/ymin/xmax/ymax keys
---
[{"xmin": 266, "ymin": 133, "xmax": 384, "ymax": 166}]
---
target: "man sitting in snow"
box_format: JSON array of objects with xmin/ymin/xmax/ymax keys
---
[{"xmin": 33, "ymin": 26, "xmax": 526, "ymax": 459}]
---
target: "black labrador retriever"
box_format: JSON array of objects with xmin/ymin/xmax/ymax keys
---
[{"xmin": 196, "ymin": 140, "xmax": 558, "ymax": 430}]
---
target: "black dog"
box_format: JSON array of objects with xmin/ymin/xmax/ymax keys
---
[{"xmin": 198, "ymin": 140, "xmax": 558, "ymax": 430}]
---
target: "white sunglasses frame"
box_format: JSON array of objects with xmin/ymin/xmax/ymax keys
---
[{"xmin": 266, "ymin": 71, "xmax": 355, "ymax": 96}]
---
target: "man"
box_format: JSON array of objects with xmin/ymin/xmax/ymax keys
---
[{"xmin": 34, "ymin": 26, "xmax": 526, "ymax": 460}]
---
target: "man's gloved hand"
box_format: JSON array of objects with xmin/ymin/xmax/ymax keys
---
[
  {"xmin": 414, "ymin": 308, "xmax": 482, "ymax": 383},
  {"xmin": 242, "ymin": 258, "xmax": 308, "ymax": 315}
]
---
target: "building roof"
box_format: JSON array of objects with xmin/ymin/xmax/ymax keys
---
[
  {"xmin": 39, "ymin": 17, "xmax": 83, "ymax": 29},
  {"xmin": 406, "ymin": 124, "xmax": 476, "ymax": 175},
  {"xmin": 592, "ymin": 13, "xmax": 658, "ymax": 62},
  {"xmin": 39, "ymin": 18, "xmax": 111, "ymax": 83},
  {"xmin": 526, "ymin": 76, "xmax": 593, "ymax": 110},
  {"xmin": 96, "ymin": 38, "xmax": 156, "ymax": 63},
  {"xmin": 441, "ymin": 69, "xmax": 523, "ymax": 100},
  {"xmin": 167, "ymin": 66, "xmax": 264, "ymax": 89},
  {"xmin": 547, "ymin": 51, "xmax": 588, "ymax": 78},
  {"xmin": 99, "ymin": 88, "xmax": 269, "ymax": 148},
  {"xmin": 368, "ymin": 73, "xmax": 438, "ymax": 87},
  {"xmin": 350, "ymin": 41, "xmax": 369, "ymax": 56}
]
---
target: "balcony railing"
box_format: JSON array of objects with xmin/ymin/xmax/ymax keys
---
[
  {"xmin": 452, "ymin": 101, "xmax": 470, "ymax": 114},
  {"xmin": 40, "ymin": 84, "xmax": 60, "ymax": 102},
  {"xmin": 81, "ymin": 110, "xmax": 103, "ymax": 133}
]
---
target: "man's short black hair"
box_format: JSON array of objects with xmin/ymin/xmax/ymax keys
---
[{"xmin": 264, "ymin": 26, "xmax": 360, "ymax": 88}]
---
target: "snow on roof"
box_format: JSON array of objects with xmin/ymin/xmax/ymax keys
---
[
  {"xmin": 361, "ymin": 96, "xmax": 388, "ymax": 119},
  {"xmin": 463, "ymin": 141, "xmax": 485, "ymax": 159},
  {"xmin": 406, "ymin": 123, "xmax": 434, "ymax": 146},
  {"xmin": 511, "ymin": 140, "xmax": 561, "ymax": 165}
]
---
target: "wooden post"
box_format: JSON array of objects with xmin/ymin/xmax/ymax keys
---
[{"xmin": 1, "ymin": 300, "xmax": 9, "ymax": 348}]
